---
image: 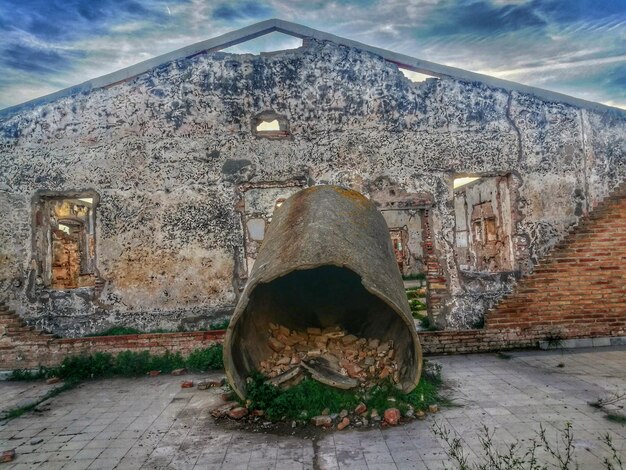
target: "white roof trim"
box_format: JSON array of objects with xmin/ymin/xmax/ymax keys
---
[{"xmin": 1, "ymin": 18, "xmax": 624, "ymax": 118}]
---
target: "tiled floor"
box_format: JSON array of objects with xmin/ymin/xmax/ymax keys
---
[
  {"xmin": 1, "ymin": 346, "xmax": 624, "ymax": 469},
  {"xmin": 0, "ymin": 381, "xmax": 60, "ymax": 420}
]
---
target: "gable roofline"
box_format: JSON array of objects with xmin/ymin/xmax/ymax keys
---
[{"xmin": 1, "ymin": 18, "xmax": 624, "ymax": 119}]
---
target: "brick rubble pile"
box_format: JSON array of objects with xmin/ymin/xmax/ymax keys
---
[{"xmin": 258, "ymin": 323, "xmax": 399, "ymax": 389}]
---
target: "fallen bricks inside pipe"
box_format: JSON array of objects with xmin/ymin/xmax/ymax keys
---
[{"xmin": 223, "ymin": 185, "xmax": 422, "ymax": 399}]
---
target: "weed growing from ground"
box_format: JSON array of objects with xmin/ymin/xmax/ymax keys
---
[
  {"xmin": 186, "ymin": 345, "xmax": 224, "ymax": 371},
  {"xmin": 246, "ymin": 373, "xmax": 359, "ymax": 421},
  {"xmin": 605, "ymin": 413, "xmax": 626, "ymax": 426},
  {"xmin": 5, "ymin": 346, "xmax": 224, "ymax": 423},
  {"xmin": 432, "ymin": 421, "xmax": 624, "ymax": 469},
  {"xmin": 209, "ymin": 319, "xmax": 230, "ymax": 330},
  {"xmin": 9, "ymin": 366, "xmax": 56, "ymax": 381},
  {"xmin": 601, "ymin": 433, "xmax": 625, "ymax": 469},
  {"xmin": 245, "ymin": 365, "xmax": 444, "ymax": 422},
  {"xmin": 544, "ymin": 330, "xmax": 565, "ymax": 349},
  {"xmin": 10, "ymin": 345, "xmax": 224, "ymax": 382},
  {"xmin": 419, "ymin": 316, "xmax": 439, "ymax": 331},
  {"xmin": 589, "ymin": 392, "xmax": 626, "ymax": 409},
  {"xmin": 409, "ymin": 299, "xmax": 428, "ymax": 315},
  {"xmin": 589, "ymin": 392, "xmax": 626, "ymax": 427},
  {"xmin": 1, "ymin": 380, "xmax": 78, "ymax": 421},
  {"xmin": 406, "ymin": 287, "xmax": 429, "ymax": 322}
]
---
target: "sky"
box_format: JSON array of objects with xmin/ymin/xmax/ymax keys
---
[{"xmin": 0, "ymin": 0, "xmax": 624, "ymax": 111}]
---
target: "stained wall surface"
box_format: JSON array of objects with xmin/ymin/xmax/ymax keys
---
[{"xmin": 0, "ymin": 39, "xmax": 625, "ymax": 335}]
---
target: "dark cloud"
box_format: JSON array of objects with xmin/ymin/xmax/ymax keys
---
[
  {"xmin": 537, "ymin": 0, "xmax": 626, "ymax": 23},
  {"xmin": 212, "ymin": 2, "xmax": 273, "ymax": 21},
  {"xmin": 598, "ymin": 63, "xmax": 626, "ymax": 99},
  {"xmin": 534, "ymin": 60, "xmax": 626, "ymax": 106},
  {"xmin": 0, "ymin": 0, "xmax": 623, "ymax": 109},
  {"xmin": 411, "ymin": 0, "xmax": 626, "ymax": 40},
  {"xmin": 0, "ymin": 0, "xmax": 174, "ymax": 42},
  {"xmin": 413, "ymin": 0, "xmax": 546, "ymax": 38},
  {"xmin": 2, "ymin": 43, "xmax": 85, "ymax": 75}
]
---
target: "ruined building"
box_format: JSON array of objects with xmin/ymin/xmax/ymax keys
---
[{"xmin": 1, "ymin": 19, "xmax": 625, "ymax": 338}]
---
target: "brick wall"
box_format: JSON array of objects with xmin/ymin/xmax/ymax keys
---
[
  {"xmin": 418, "ymin": 181, "xmax": 626, "ymax": 354},
  {"xmin": 422, "ymin": 209, "xmax": 449, "ymax": 322},
  {"xmin": 417, "ymin": 329, "xmax": 537, "ymax": 354},
  {"xmin": 0, "ymin": 303, "xmax": 223, "ymax": 370},
  {"xmin": 1, "ymin": 182, "xmax": 624, "ymax": 369},
  {"xmin": 485, "ymin": 182, "xmax": 626, "ymax": 339}
]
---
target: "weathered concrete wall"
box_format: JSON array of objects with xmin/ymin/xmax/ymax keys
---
[{"xmin": 0, "ymin": 39, "xmax": 625, "ymax": 335}]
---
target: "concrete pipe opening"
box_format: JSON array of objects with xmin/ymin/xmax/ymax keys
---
[{"xmin": 224, "ymin": 186, "xmax": 422, "ymax": 399}]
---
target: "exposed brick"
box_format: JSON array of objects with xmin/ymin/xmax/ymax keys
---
[
  {"xmin": 0, "ymin": 303, "xmax": 225, "ymax": 370},
  {"xmin": 483, "ymin": 185, "xmax": 626, "ymax": 345}
]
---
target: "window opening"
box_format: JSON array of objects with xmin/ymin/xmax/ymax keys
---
[
  {"xmin": 252, "ymin": 111, "xmax": 290, "ymax": 139},
  {"xmin": 220, "ymin": 32, "xmax": 303, "ymax": 55},
  {"xmin": 34, "ymin": 193, "xmax": 98, "ymax": 289},
  {"xmin": 398, "ymin": 67, "xmax": 439, "ymax": 84},
  {"xmin": 256, "ymin": 120, "xmax": 280, "ymax": 132},
  {"xmin": 453, "ymin": 176, "xmax": 516, "ymax": 272}
]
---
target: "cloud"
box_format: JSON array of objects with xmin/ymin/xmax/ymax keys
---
[
  {"xmin": 2, "ymin": 43, "xmax": 85, "ymax": 74},
  {"xmin": 0, "ymin": 0, "xmax": 624, "ymax": 110},
  {"xmin": 211, "ymin": 1, "xmax": 273, "ymax": 21},
  {"xmin": 537, "ymin": 0, "xmax": 626, "ymax": 24},
  {"xmin": 0, "ymin": 0, "xmax": 174, "ymax": 43},
  {"xmin": 415, "ymin": 0, "xmax": 546, "ymax": 37}
]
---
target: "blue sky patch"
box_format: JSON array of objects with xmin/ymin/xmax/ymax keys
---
[
  {"xmin": 0, "ymin": 0, "xmax": 624, "ymax": 109},
  {"xmin": 212, "ymin": 2, "xmax": 273, "ymax": 21}
]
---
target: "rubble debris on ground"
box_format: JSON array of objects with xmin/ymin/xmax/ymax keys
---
[
  {"xmin": 205, "ymin": 370, "xmax": 442, "ymax": 432},
  {"xmin": 1, "ymin": 449, "xmax": 15, "ymax": 463},
  {"xmin": 210, "ymin": 390, "xmax": 440, "ymax": 431},
  {"xmin": 259, "ymin": 324, "xmax": 399, "ymax": 390}
]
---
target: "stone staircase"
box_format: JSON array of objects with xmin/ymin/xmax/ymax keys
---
[
  {"xmin": 0, "ymin": 301, "xmax": 57, "ymax": 370},
  {"xmin": 485, "ymin": 182, "xmax": 626, "ymax": 339}
]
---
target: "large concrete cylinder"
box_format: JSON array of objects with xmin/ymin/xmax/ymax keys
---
[{"xmin": 224, "ymin": 185, "xmax": 422, "ymax": 398}]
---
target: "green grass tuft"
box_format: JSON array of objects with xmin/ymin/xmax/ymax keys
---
[
  {"xmin": 247, "ymin": 373, "xmax": 360, "ymax": 421},
  {"xmin": 9, "ymin": 366, "xmax": 56, "ymax": 381},
  {"xmin": 2, "ymin": 380, "xmax": 78, "ymax": 421},
  {"xmin": 10, "ymin": 345, "xmax": 224, "ymax": 383},
  {"xmin": 605, "ymin": 413, "xmax": 626, "ymax": 425},
  {"xmin": 209, "ymin": 319, "xmax": 230, "ymax": 330},
  {"xmin": 186, "ymin": 346, "xmax": 224, "ymax": 372},
  {"xmin": 245, "ymin": 371, "xmax": 444, "ymax": 422}
]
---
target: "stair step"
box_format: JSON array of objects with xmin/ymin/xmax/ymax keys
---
[
  {"xmin": 7, "ymin": 328, "xmax": 40, "ymax": 335},
  {"xmin": 6, "ymin": 327, "xmax": 36, "ymax": 334},
  {"xmin": 486, "ymin": 178, "xmax": 626, "ymax": 326}
]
